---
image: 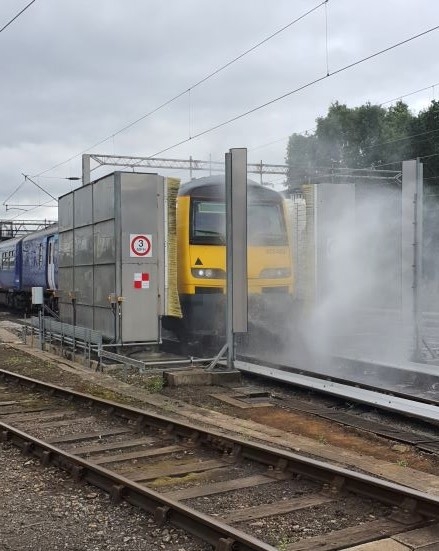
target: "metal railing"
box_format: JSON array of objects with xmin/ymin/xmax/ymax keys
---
[{"xmin": 24, "ymin": 316, "xmax": 102, "ymax": 367}]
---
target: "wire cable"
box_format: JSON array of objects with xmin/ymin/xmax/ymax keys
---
[
  {"xmin": 0, "ymin": 0, "xmax": 36, "ymax": 34},
  {"xmin": 143, "ymin": 23, "xmax": 439, "ymax": 160},
  {"xmin": 2, "ymin": 179, "xmax": 26, "ymax": 205},
  {"xmin": 251, "ymin": 80, "xmax": 439, "ymax": 154},
  {"xmin": 32, "ymin": 1, "xmax": 326, "ymax": 179},
  {"xmin": 380, "ymin": 82, "xmax": 439, "ymax": 106}
]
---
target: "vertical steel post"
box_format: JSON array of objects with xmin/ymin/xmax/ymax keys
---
[
  {"xmin": 225, "ymin": 153, "xmax": 233, "ymax": 368},
  {"xmin": 82, "ymin": 154, "xmax": 91, "ymax": 186},
  {"xmin": 402, "ymin": 159, "xmax": 423, "ymax": 360},
  {"xmin": 414, "ymin": 159, "xmax": 424, "ymax": 359},
  {"xmin": 225, "ymin": 148, "xmax": 248, "ymax": 370}
]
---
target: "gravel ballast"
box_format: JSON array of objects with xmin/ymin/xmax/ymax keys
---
[{"xmin": 0, "ymin": 444, "xmax": 208, "ymax": 551}]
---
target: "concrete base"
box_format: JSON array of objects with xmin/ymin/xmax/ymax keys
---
[
  {"xmin": 164, "ymin": 368, "xmax": 241, "ymax": 387},
  {"xmin": 30, "ymin": 341, "xmax": 101, "ymax": 371}
]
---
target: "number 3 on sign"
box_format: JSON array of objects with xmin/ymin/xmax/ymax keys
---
[{"xmin": 130, "ymin": 234, "xmax": 152, "ymax": 257}]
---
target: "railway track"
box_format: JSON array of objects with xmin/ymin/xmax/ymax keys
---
[
  {"xmin": 1, "ymin": 368, "xmax": 439, "ymax": 550},
  {"xmin": 236, "ymin": 355, "xmax": 439, "ymax": 422}
]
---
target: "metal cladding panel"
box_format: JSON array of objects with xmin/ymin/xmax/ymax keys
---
[
  {"xmin": 94, "ymin": 220, "xmax": 116, "ymax": 264},
  {"xmin": 75, "ymin": 304, "xmax": 94, "ymax": 330},
  {"xmin": 59, "ymin": 171, "xmax": 165, "ymax": 344},
  {"xmin": 355, "ymin": 182, "xmax": 402, "ymax": 309},
  {"xmin": 59, "ymin": 303, "xmax": 73, "ymax": 325},
  {"xmin": 59, "ymin": 230, "xmax": 74, "ymax": 268},
  {"xmin": 58, "ymin": 267, "xmax": 73, "ymax": 303},
  {"xmin": 74, "ymin": 185, "xmax": 93, "ymax": 228},
  {"xmin": 58, "ymin": 194, "xmax": 74, "ymax": 231},
  {"xmin": 119, "ymin": 173, "xmax": 162, "ymax": 263},
  {"xmin": 314, "ymin": 183, "xmax": 356, "ymax": 304},
  {"xmin": 94, "ymin": 264, "xmax": 115, "ymax": 307},
  {"xmin": 118, "ymin": 173, "xmax": 165, "ymax": 342},
  {"xmin": 74, "ymin": 226, "xmax": 94, "ymax": 265},
  {"xmin": 94, "ymin": 307, "xmax": 115, "ymax": 340},
  {"xmin": 93, "ymin": 176, "xmax": 115, "ymax": 223},
  {"xmin": 121, "ymin": 264, "xmax": 158, "ymax": 341},
  {"xmin": 74, "ymin": 266, "xmax": 93, "ymax": 304}
]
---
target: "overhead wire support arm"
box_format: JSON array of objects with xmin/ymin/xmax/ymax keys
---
[
  {"xmin": 86, "ymin": 153, "xmax": 291, "ymax": 178},
  {"xmin": 22, "ymin": 174, "xmax": 57, "ymax": 202},
  {"xmin": 83, "ymin": 154, "xmax": 401, "ymax": 184}
]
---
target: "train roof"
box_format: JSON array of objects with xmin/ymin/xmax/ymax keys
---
[
  {"xmin": 178, "ymin": 175, "xmax": 283, "ymax": 201},
  {"xmin": 21, "ymin": 224, "xmax": 58, "ymax": 243}
]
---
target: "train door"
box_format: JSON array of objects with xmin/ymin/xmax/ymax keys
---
[{"xmin": 47, "ymin": 236, "xmax": 56, "ymax": 289}]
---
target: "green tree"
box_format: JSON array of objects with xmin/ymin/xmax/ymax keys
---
[
  {"xmin": 286, "ymin": 100, "xmax": 416, "ymax": 188},
  {"xmin": 409, "ymin": 100, "xmax": 439, "ymax": 187}
]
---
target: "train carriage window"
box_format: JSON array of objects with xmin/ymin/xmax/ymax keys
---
[
  {"xmin": 38, "ymin": 244, "xmax": 43, "ymax": 267},
  {"xmin": 9, "ymin": 250, "xmax": 14, "ymax": 270},
  {"xmin": 4, "ymin": 251, "xmax": 10, "ymax": 270}
]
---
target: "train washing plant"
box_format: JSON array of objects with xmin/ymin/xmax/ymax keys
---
[{"xmin": 0, "ymin": 173, "xmax": 294, "ymax": 347}]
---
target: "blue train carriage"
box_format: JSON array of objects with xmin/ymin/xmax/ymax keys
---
[
  {"xmin": 21, "ymin": 225, "xmax": 59, "ymax": 310},
  {"xmin": 0, "ymin": 236, "xmax": 23, "ymax": 307}
]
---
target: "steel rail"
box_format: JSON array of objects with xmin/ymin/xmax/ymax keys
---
[
  {"xmin": 235, "ymin": 360, "xmax": 439, "ymax": 424},
  {"xmin": 0, "ymin": 422, "xmax": 275, "ymax": 551},
  {"xmin": 2, "ymin": 368, "xmax": 439, "ymax": 520},
  {"xmin": 236, "ymin": 353, "xmax": 439, "ymax": 407}
]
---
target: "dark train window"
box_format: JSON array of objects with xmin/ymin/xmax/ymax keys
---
[
  {"xmin": 1, "ymin": 250, "xmax": 14, "ymax": 270},
  {"xmin": 190, "ymin": 199, "xmax": 287, "ymax": 246},
  {"xmin": 191, "ymin": 201, "xmax": 225, "ymax": 245}
]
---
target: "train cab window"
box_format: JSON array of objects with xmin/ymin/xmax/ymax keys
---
[
  {"xmin": 9, "ymin": 250, "xmax": 14, "ymax": 269},
  {"xmin": 248, "ymin": 204, "xmax": 287, "ymax": 246},
  {"xmin": 191, "ymin": 201, "xmax": 226, "ymax": 245},
  {"xmin": 191, "ymin": 199, "xmax": 287, "ymax": 246}
]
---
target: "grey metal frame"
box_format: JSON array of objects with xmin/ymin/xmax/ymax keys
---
[{"xmin": 24, "ymin": 317, "xmax": 103, "ymax": 367}]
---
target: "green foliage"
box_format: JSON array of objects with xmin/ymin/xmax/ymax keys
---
[
  {"xmin": 286, "ymin": 100, "xmax": 439, "ymax": 191},
  {"xmin": 145, "ymin": 375, "xmax": 164, "ymax": 393}
]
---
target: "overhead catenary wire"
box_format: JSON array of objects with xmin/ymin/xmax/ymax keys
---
[
  {"xmin": 380, "ymin": 82, "xmax": 439, "ymax": 106},
  {"xmin": 140, "ymin": 23, "xmax": 439, "ymax": 161},
  {"xmin": 31, "ymin": 0, "xmax": 327, "ymax": 180},
  {"xmin": 374, "ymin": 151, "xmax": 439, "ymax": 168},
  {"xmin": 3, "ymin": 198, "xmax": 56, "ymax": 221},
  {"xmin": 8, "ymin": 17, "xmax": 439, "ymax": 217},
  {"xmin": 0, "ymin": 0, "xmax": 36, "ymax": 34},
  {"xmin": 250, "ymin": 79, "xmax": 439, "ymax": 155}
]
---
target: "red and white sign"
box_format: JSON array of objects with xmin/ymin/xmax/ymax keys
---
[
  {"xmin": 130, "ymin": 234, "xmax": 152, "ymax": 257},
  {"xmin": 133, "ymin": 272, "xmax": 150, "ymax": 289}
]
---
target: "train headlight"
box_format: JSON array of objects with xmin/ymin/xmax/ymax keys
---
[
  {"xmin": 191, "ymin": 268, "xmax": 226, "ymax": 279},
  {"xmin": 259, "ymin": 267, "xmax": 291, "ymax": 278}
]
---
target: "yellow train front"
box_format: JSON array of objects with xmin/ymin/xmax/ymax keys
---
[{"xmin": 169, "ymin": 175, "xmax": 293, "ymax": 345}]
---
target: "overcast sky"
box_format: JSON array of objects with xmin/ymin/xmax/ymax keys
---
[{"xmin": 1, "ymin": 0, "xmax": 438, "ymax": 220}]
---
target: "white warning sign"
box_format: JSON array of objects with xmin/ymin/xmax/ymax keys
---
[{"xmin": 130, "ymin": 234, "xmax": 152, "ymax": 257}]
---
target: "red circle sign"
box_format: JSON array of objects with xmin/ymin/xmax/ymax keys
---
[{"xmin": 130, "ymin": 235, "xmax": 151, "ymax": 256}]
